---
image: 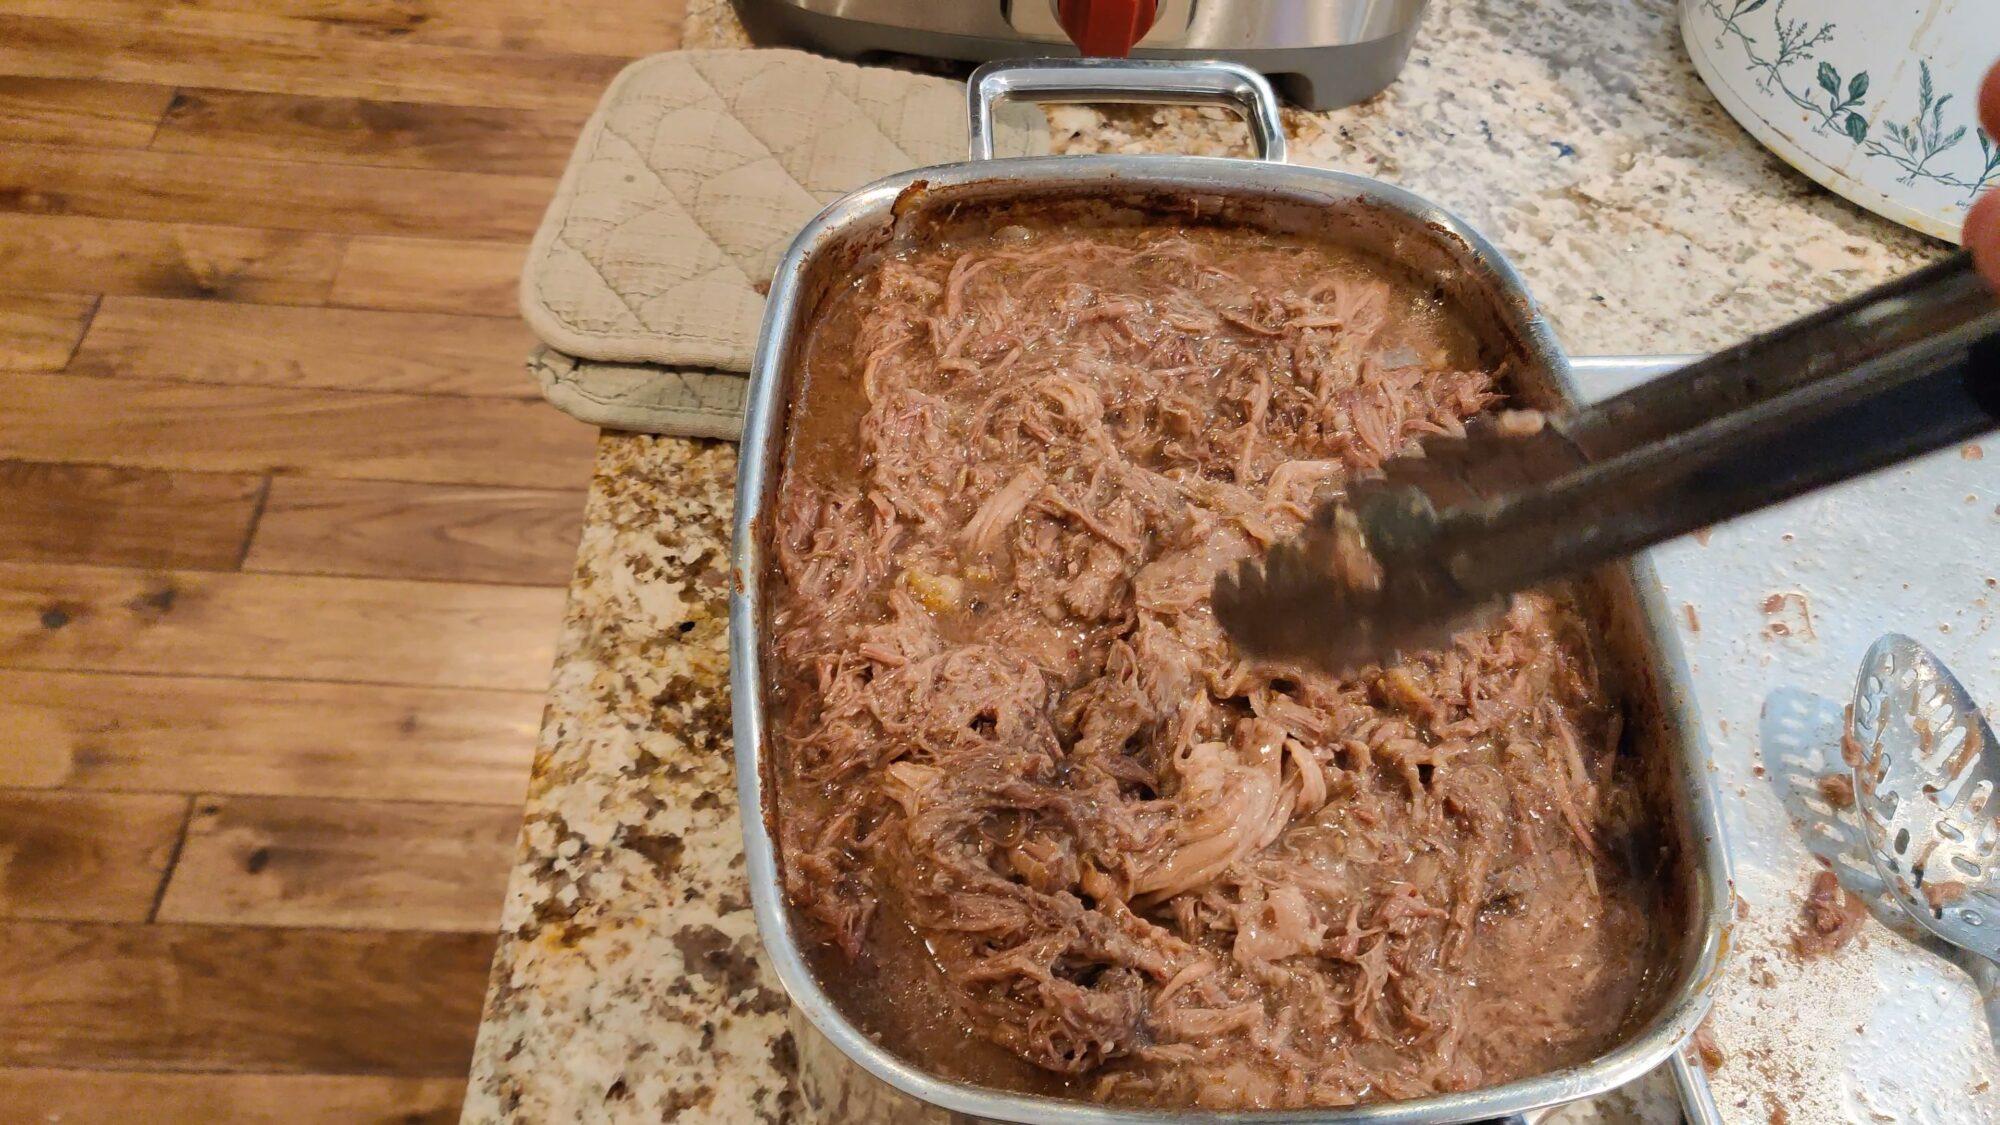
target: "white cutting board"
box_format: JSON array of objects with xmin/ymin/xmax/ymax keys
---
[{"xmin": 1576, "ymin": 358, "xmax": 2000, "ymax": 1122}]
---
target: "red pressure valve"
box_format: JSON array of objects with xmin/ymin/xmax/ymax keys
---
[{"xmin": 1056, "ymin": 0, "xmax": 1160, "ymax": 58}]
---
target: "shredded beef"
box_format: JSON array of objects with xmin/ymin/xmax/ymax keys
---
[
  {"xmin": 1791, "ymin": 869, "xmax": 1868, "ymax": 958},
  {"xmin": 767, "ymin": 210, "xmax": 1663, "ymax": 1109}
]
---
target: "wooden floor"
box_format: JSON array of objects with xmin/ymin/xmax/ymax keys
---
[{"xmin": 0, "ymin": 3, "xmax": 686, "ymax": 1120}]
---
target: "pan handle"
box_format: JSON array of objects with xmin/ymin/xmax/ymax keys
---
[
  {"xmin": 1479, "ymin": 1042, "xmax": 1720, "ymax": 1125},
  {"xmin": 1669, "ymin": 1045, "xmax": 1725, "ymax": 1125},
  {"xmin": 966, "ymin": 57, "xmax": 1288, "ymax": 162}
]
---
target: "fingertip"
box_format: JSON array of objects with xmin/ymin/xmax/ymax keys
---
[
  {"xmin": 1983, "ymin": 60, "xmax": 2000, "ymax": 138},
  {"xmin": 1966, "ymin": 189, "xmax": 2000, "ymax": 291}
]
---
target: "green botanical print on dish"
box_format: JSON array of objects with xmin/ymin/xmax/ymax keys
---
[{"xmin": 1700, "ymin": 0, "xmax": 1998, "ymax": 199}]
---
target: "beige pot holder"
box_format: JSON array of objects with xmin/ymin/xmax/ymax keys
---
[{"xmin": 522, "ymin": 49, "xmax": 1048, "ymax": 436}]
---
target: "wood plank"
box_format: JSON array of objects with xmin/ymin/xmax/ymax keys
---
[
  {"xmin": 329, "ymin": 236, "xmax": 524, "ymax": 317},
  {"xmin": 0, "ymin": 15, "xmax": 629, "ymax": 112},
  {"xmin": 0, "ymin": 670, "xmax": 537, "ymax": 804},
  {"xmin": 0, "ymin": 921, "xmax": 493, "ymax": 1074},
  {"xmin": 0, "ymin": 562, "xmax": 564, "ymax": 691},
  {"xmin": 0, "ymin": 142, "xmax": 550, "ymax": 241},
  {"xmin": 0, "ymin": 461, "xmax": 262, "ymax": 570},
  {"xmin": 158, "ymin": 796, "xmax": 518, "ymax": 932},
  {"xmin": 0, "ymin": 372, "xmax": 598, "ymax": 488},
  {"xmin": 154, "ymin": 88, "xmax": 588, "ymax": 177},
  {"xmin": 0, "ymin": 213, "xmax": 344, "ymax": 303},
  {"xmin": 71, "ymin": 297, "xmax": 539, "ymax": 398},
  {"xmin": 0, "ymin": 291, "xmax": 92, "ymax": 371},
  {"xmin": 0, "ymin": 1069, "xmax": 463, "ymax": 1125},
  {"xmin": 246, "ymin": 478, "xmax": 583, "ymax": 585},
  {"xmin": 3, "ymin": 0, "xmax": 684, "ymax": 58},
  {"xmin": 0, "ymin": 77, "xmax": 173, "ymax": 147},
  {"xmin": 0, "ymin": 791, "xmax": 186, "ymax": 922}
]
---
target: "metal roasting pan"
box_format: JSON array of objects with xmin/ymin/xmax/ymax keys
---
[{"xmin": 728, "ymin": 58, "xmax": 1735, "ymax": 1125}]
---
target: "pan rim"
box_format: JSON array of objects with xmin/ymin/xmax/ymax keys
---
[{"xmin": 728, "ymin": 152, "xmax": 1735, "ymax": 1124}]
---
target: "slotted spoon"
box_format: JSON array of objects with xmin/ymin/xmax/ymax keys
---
[{"xmin": 1850, "ymin": 633, "xmax": 2000, "ymax": 1038}]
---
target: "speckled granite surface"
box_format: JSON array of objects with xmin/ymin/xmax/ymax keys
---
[{"xmin": 463, "ymin": 1, "xmax": 1950, "ymax": 1121}]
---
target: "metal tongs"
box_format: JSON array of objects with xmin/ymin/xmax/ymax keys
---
[{"xmin": 1215, "ymin": 251, "xmax": 2000, "ymax": 671}]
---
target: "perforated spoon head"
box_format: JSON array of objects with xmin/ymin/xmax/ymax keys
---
[{"xmin": 1850, "ymin": 633, "xmax": 2000, "ymax": 963}]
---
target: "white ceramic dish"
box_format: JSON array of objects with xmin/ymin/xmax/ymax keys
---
[{"xmin": 1681, "ymin": 0, "xmax": 1999, "ymax": 242}]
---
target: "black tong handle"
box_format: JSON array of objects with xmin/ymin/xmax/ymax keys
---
[{"xmin": 1448, "ymin": 252, "xmax": 2000, "ymax": 600}]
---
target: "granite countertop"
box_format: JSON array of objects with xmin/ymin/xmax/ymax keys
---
[{"xmin": 463, "ymin": 1, "xmax": 1951, "ymax": 1121}]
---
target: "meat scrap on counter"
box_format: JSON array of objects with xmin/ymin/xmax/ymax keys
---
[
  {"xmin": 1691, "ymin": 1018, "xmax": 1725, "ymax": 1071},
  {"xmin": 767, "ymin": 207, "xmax": 1669, "ymax": 1110},
  {"xmin": 1792, "ymin": 869, "xmax": 1869, "ymax": 958},
  {"xmin": 1817, "ymin": 773, "xmax": 1855, "ymax": 810}
]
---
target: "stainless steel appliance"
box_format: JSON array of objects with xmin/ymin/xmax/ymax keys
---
[
  {"xmin": 731, "ymin": 0, "xmax": 1429, "ymax": 109},
  {"xmin": 729, "ymin": 57, "xmax": 1734, "ymax": 1125}
]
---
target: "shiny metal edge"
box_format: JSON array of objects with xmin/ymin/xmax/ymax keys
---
[
  {"xmin": 751, "ymin": 0, "xmax": 1427, "ymax": 50},
  {"xmin": 729, "ymin": 154, "xmax": 1735, "ymax": 1124},
  {"xmin": 968, "ymin": 57, "xmax": 1288, "ymax": 162},
  {"xmin": 1567, "ymin": 354, "xmax": 1702, "ymax": 384}
]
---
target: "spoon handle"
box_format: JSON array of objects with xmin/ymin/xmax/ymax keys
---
[{"xmin": 1972, "ymin": 957, "xmax": 2000, "ymax": 1054}]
